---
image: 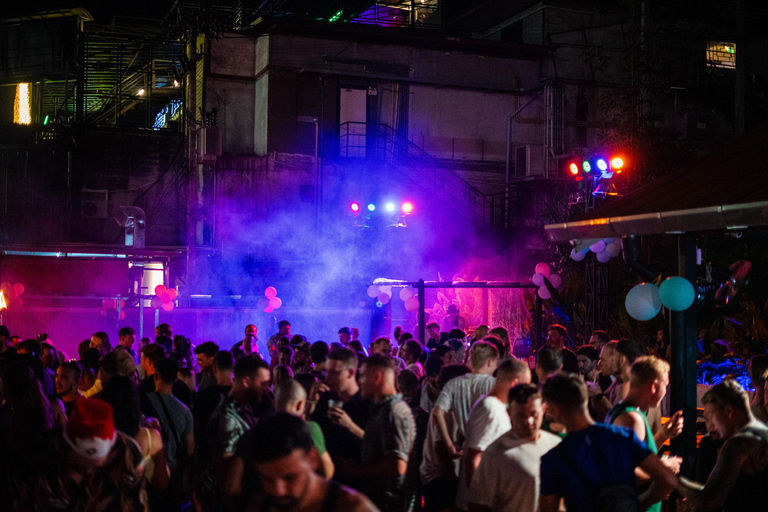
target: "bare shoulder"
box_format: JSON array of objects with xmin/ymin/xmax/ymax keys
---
[{"xmin": 336, "ymin": 485, "xmax": 381, "ymax": 512}]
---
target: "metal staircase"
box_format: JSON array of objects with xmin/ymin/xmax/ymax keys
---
[{"xmin": 339, "ymin": 121, "xmax": 507, "ymax": 228}]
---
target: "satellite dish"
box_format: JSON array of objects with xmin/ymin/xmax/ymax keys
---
[{"xmin": 714, "ymin": 260, "xmax": 752, "ymax": 306}]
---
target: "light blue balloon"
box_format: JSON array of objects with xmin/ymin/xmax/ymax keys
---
[
  {"xmin": 625, "ymin": 283, "xmax": 662, "ymax": 321},
  {"xmin": 659, "ymin": 276, "xmax": 695, "ymax": 311}
]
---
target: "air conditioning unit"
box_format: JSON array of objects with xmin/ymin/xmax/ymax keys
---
[
  {"xmin": 514, "ymin": 145, "xmax": 544, "ymax": 178},
  {"xmin": 81, "ymin": 189, "xmax": 109, "ymax": 219},
  {"xmin": 197, "ymin": 125, "xmax": 222, "ymax": 162}
]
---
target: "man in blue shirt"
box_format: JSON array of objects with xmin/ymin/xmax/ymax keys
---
[{"xmin": 539, "ymin": 373, "xmax": 677, "ymax": 512}]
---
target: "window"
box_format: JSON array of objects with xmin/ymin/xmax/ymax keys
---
[{"xmin": 706, "ymin": 42, "xmax": 736, "ymax": 69}]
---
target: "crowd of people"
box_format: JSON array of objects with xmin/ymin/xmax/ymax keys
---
[{"xmin": 0, "ymin": 320, "xmax": 766, "ymax": 512}]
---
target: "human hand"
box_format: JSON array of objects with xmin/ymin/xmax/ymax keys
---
[
  {"xmin": 309, "ymin": 381, "xmax": 330, "ymax": 402},
  {"xmin": 661, "ymin": 454, "xmax": 682, "ymax": 474},
  {"xmin": 664, "ymin": 410, "xmax": 684, "ymax": 440},
  {"xmin": 447, "ymin": 443, "xmax": 463, "ymax": 459},
  {"xmin": 586, "ymin": 381, "xmax": 602, "ymax": 398},
  {"xmin": 328, "ymin": 406, "xmax": 356, "ymax": 431}
]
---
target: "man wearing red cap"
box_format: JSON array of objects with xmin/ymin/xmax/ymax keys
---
[{"xmin": 31, "ymin": 397, "xmax": 147, "ymax": 511}]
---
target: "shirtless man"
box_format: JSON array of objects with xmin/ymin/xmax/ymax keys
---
[{"xmin": 678, "ymin": 379, "xmax": 768, "ymax": 511}]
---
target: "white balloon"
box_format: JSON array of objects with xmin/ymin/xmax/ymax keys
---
[
  {"xmin": 548, "ymin": 274, "xmax": 562, "ymax": 288},
  {"xmin": 571, "ymin": 249, "xmax": 587, "ymax": 261},
  {"xmin": 596, "ymin": 251, "xmax": 611, "ymax": 263},
  {"xmin": 399, "ymin": 287, "xmax": 413, "ymax": 301},
  {"xmin": 603, "ymin": 238, "xmax": 616, "ymax": 245},
  {"xmin": 538, "ymin": 286, "xmax": 551, "ymax": 300},
  {"xmin": 590, "ymin": 240, "xmax": 606, "ymax": 253},
  {"xmin": 367, "ymin": 285, "xmax": 379, "ymax": 298},
  {"xmin": 605, "ymin": 243, "xmax": 622, "ymax": 258},
  {"xmin": 532, "ymin": 273, "xmax": 545, "ymax": 287},
  {"xmin": 625, "ymin": 283, "xmax": 662, "ymax": 321},
  {"xmin": 380, "ymin": 285, "xmax": 392, "ymax": 297}
]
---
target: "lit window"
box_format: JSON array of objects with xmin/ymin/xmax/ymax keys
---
[
  {"xmin": 706, "ymin": 42, "xmax": 736, "ymax": 69},
  {"xmin": 14, "ymin": 83, "xmax": 31, "ymax": 125}
]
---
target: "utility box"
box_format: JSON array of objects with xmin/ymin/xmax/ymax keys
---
[
  {"xmin": 198, "ymin": 126, "xmax": 222, "ymax": 162},
  {"xmin": 514, "ymin": 145, "xmax": 544, "ymax": 178}
]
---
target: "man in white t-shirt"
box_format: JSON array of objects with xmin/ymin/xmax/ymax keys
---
[
  {"xmin": 432, "ymin": 342, "xmax": 499, "ymax": 458},
  {"xmin": 467, "ymin": 383, "xmax": 561, "ymax": 512},
  {"xmin": 455, "ymin": 358, "xmax": 532, "ymax": 510}
]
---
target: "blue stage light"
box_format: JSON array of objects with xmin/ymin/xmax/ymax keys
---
[
  {"xmin": 596, "ymin": 158, "xmax": 608, "ymax": 171},
  {"xmin": 367, "ymin": 203, "xmax": 376, "ymax": 211},
  {"xmin": 386, "ymin": 203, "xmax": 395, "ymax": 212}
]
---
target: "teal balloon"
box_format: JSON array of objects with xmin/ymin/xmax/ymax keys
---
[
  {"xmin": 625, "ymin": 283, "xmax": 662, "ymax": 321},
  {"xmin": 659, "ymin": 276, "xmax": 695, "ymax": 311}
]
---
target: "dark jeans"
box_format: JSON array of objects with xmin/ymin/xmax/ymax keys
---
[{"xmin": 422, "ymin": 474, "xmax": 457, "ymax": 512}]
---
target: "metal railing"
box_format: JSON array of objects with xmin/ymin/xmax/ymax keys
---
[{"xmin": 340, "ymin": 121, "xmax": 505, "ymax": 226}]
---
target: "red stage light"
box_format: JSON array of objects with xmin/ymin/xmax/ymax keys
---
[
  {"xmin": 402, "ymin": 202, "xmax": 413, "ymax": 213},
  {"xmin": 569, "ymin": 162, "xmax": 579, "ymax": 175},
  {"xmin": 350, "ymin": 202, "xmax": 360, "ymax": 212},
  {"xmin": 611, "ymin": 157, "xmax": 624, "ymax": 172}
]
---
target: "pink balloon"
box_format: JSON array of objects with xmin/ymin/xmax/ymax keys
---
[
  {"xmin": 399, "ymin": 287, "xmax": 413, "ymax": 301},
  {"xmin": 538, "ymin": 287, "xmax": 551, "ymax": 300},
  {"xmin": 264, "ymin": 305, "xmax": 274, "ymax": 313},
  {"xmin": 119, "ymin": 310, "xmax": 126, "ymax": 320},
  {"xmin": 162, "ymin": 301, "xmax": 174, "ymax": 312},
  {"xmin": 532, "ymin": 273, "xmax": 545, "ymax": 287},
  {"xmin": 167, "ymin": 288, "xmax": 178, "ymax": 300},
  {"xmin": 535, "ymin": 263, "xmax": 551, "ymax": 277},
  {"xmin": 264, "ymin": 286, "xmax": 278, "ymax": 299},
  {"xmin": 161, "ymin": 292, "xmax": 172, "ymax": 304},
  {"xmin": 548, "ymin": 274, "xmax": 562, "ymax": 289},
  {"xmin": 12, "ymin": 283, "xmax": 24, "ymax": 296},
  {"xmin": 154, "ymin": 284, "xmax": 166, "ymax": 296},
  {"xmin": 404, "ymin": 296, "xmax": 420, "ymax": 312},
  {"xmin": 269, "ymin": 297, "xmax": 282, "ymax": 309},
  {"xmin": 377, "ymin": 293, "xmax": 390, "ymax": 305}
]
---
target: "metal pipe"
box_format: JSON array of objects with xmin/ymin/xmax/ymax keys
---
[
  {"xmin": 417, "ymin": 279, "xmax": 426, "ymax": 343},
  {"xmin": 622, "ymin": 235, "xmax": 660, "ymax": 282}
]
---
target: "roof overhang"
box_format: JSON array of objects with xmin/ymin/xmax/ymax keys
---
[{"xmin": 544, "ymin": 200, "xmax": 768, "ymax": 242}]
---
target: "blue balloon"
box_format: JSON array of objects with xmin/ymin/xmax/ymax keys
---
[
  {"xmin": 625, "ymin": 283, "xmax": 662, "ymax": 321},
  {"xmin": 659, "ymin": 276, "xmax": 695, "ymax": 311}
]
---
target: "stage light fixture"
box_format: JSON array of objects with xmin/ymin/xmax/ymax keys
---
[
  {"xmin": 582, "ymin": 161, "xmax": 592, "ymax": 173},
  {"xmin": 385, "ymin": 203, "xmax": 395, "ymax": 212},
  {"xmin": 367, "ymin": 203, "xmax": 376, "ymax": 211},
  {"xmin": 137, "ymin": 89, "xmax": 146, "ymax": 96},
  {"xmin": 596, "ymin": 158, "xmax": 608, "ymax": 171},
  {"xmin": 350, "ymin": 202, "xmax": 360, "ymax": 212},
  {"xmin": 569, "ymin": 163, "xmax": 579, "ymax": 175},
  {"xmin": 402, "ymin": 202, "xmax": 413, "ymax": 213},
  {"xmin": 611, "ymin": 157, "xmax": 624, "ymax": 172}
]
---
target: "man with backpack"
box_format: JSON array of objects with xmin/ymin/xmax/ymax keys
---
[{"xmin": 538, "ymin": 373, "xmax": 677, "ymax": 512}]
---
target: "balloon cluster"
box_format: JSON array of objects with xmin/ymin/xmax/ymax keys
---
[
  {"xmin": 531, "ymin": 263, "xmax": 561, "ymax": 300},
  {"xmin": 625, "ymin": 276, "xmax": 695, "ymax": 321},
  {"xmin": 0, "ymin": 282, "xmax": 25, "ymax": 308},
  {"xmin": 367, "ymin": 284, "xmax": 420, "ymax": 311},
  {"xmin": 257, "ymin": 287, "xmax": 282, "ymax": 313},
  {"xmin": 100, "ymin": 298, "xmax": 125, "ymax": 319},
  {"xmin": 152, "ymin": 285, "xmax": 178, "ymax": 312},
  {"xmin": 571, "ymin": 238, "xmax": 622, "ymax": 263}
]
